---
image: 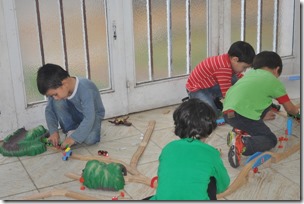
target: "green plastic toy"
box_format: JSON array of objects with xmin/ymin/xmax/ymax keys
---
[
  {"xmin": 0, "ymin": 125, "xmax": 49, "ymax": 157},
  {"xmin": 82, "ymin": 160, "xmax": 126, "ymax": 191}
]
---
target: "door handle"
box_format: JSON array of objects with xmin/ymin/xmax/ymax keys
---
[{"xmin": 113, "ymin": 21, "xmax": 117, "ymax": 40}]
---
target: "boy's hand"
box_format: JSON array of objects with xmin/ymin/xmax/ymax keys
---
[
  {"xmin": 61, "ymin": 137, "xmax": 75, "ymax": 150},
  {"xmin": 263, "ymin": 110, "xmax": 276, "ymax": 121},
  {"xmin": 288, "ymin": 110, "xmax": 300, "ymax": 120},
  {"xmin": 48, "ymin": 132, "xmax": 60, "ymax": 147}
]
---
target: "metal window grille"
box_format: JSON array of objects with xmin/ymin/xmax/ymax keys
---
[{"xmin": 15, "ymin": 0, "xmax": 111, "ymax": 104}]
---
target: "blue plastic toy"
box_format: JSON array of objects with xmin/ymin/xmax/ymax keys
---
[
  {"xmin": 62, "ymin": 147, "xmax": 73, "ymax": 161},
  {"xmin": 216, "ymin": 118, "xmax": 225, "ymax": 125},
  {"xmin": 286, "ymin": 117, "xmax": 293, "ymax": 136}
]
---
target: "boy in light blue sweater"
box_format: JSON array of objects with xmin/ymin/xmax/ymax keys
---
[{"xmin": 37, "ymin": 63, "xmax": 105, "ymax": 149}]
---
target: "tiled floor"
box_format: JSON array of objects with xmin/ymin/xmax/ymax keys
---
[{"xmin": 0, "ymin": 99, "xmax": 301, "ymax": 201}]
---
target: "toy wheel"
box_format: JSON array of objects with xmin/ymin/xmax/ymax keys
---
[
  {"xmin": 62, "ymin": 156, "xmax": 68, "ymax": 161},
  {"xmin": 150, "ymin": 176, "xmax": 158, "ymax": 188},
  {"xmin": 228, "ymin": 145, "xmax": 240, "ymax": 168}
]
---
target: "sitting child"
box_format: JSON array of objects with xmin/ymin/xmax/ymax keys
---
[
  {"xmin": 222, "ymin": 51, "xmax": 300, "ymax": 168},
  {"xmin": 185, "ymin": 41, "xmax": 256, "ymax": 117},
  {"xmin": 149, "ymin": 98, "xmax": 230, "ymax": 200},
  {"xmin": 36, "ymin": 63, "xmax": 106, "ymax": 149}
]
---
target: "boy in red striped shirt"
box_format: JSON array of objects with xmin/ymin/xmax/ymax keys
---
[{"xmin": 186, "ymin": 41, "xmax": 255, "ymax": 118}]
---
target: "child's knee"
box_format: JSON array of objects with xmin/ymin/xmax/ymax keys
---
[
  {"xmin": 84, "ymin": 135, "xmax": 100, "ymax": 145},
  {"xmin": 271, "ymin": 139, "xmax": 277, "ymax": 148}
]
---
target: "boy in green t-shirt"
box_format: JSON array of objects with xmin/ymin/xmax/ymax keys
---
[
  {"xmin": 222, "ymin": 51, "xmax": 300, "ymax": 168},
  {"xmin": 148, "ymin": 98, "xmax": 230, "ymax": 200}
]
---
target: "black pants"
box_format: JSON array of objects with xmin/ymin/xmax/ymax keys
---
[
  {"xmin": 207, "ymin": 176, "xmax": 217, "ymax": 200},
  {"xmin": 223, "ymin": 106, "xmax": 277, "ymax": 156},
  {"xmin": 142, "ymin": 176, "xmax": 217, "ymax": 200}
]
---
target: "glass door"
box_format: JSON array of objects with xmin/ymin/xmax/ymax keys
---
[{"xmin": 123, "ymin": 0, "xmax": 214, "ymax": 113}]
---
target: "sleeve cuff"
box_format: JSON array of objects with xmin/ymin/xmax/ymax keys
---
[{"xmin": 276, "ymin": 94, "xmax": 290, "ymax": 104}]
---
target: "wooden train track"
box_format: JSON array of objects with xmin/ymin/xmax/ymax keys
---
[
  {"xmin": 217, "ymin": 106, "xmax": 300, "ymax": 199},
  {"xmin": 217, "ymin": 142, "xmax": 300, "ymax": 199},
  {"xmin": 23, "ymin": 120, "xmax": 156, "ymax": 200}
]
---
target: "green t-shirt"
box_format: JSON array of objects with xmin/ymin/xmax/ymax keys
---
[
  {"xmin": 150, "ymin": 138, "xmax": 230, "ymax": 200},
  {"xmin": 223, "ymin": 69, "xmax": 287, "ymax": 120}
]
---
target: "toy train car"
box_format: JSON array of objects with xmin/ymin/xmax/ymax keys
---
[{"xmin": 62, "ymin": 147, "xmax": 73, "ymax": 161}]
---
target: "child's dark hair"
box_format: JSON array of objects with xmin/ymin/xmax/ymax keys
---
[
  {"xmin": 173, "ymin": 98, "xmax": 217, "ymax": 140},
  {"xmin": 36, "ymin": 63, "xmax": 70, "ymax": 95},
  {"xmin": 228, "ymin": 41, "xmax": 256, "ymax": 64},
  {"xmin": 252, "ymin": 51, "xmax": 283, "ymax": 76}
]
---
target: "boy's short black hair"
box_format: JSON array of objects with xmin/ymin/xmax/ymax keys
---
[
  {"xmin": 252, "ymin": 51, "xmax": 283, "ymax": 76},
  {"xmin": 228, "ymin": 41, "xmax": 256, "ymax": 64},
  {"xmin": 36, "ymin": 63, "xmax": 70, "ymax": 95},
  {"xmin": 173, "ymin": 98, "xmax": 217, "ymax": 140}
]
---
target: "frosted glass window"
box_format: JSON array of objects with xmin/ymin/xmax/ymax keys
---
[
  {"xmin": 151, "ymin": 0, "xmax": 168, "ymax": 80},
  {"xmin": 171, "ymin": 1, "xmax": 186, "ymax": 77},
  {"xmin": 62, "ymin": 0, "xmax": 86, "ymax": 77},
  {"xmin": 244, "ymin": 0, "xmax": 258, "ymax": 51},
  {"xmin": 277, "ymin": 0, "xmax": 294, "ymax": 56},
  {"xmin": 231, "ymin": 1, "xmax": 242, "ymax": 44},
  {"xmin": 39, "ymin": 0, "xmax": 64, "ymax": 66},
  {"xmin": 261, "ymin": 0, "xmax": 275, "ymax": 51},
  {"xmin": 133, "ymin": 0, "xmax": 207, "ymax": 83},
  {"xmin": 15, "ymin": 0, "xmax": 44, "ymax": 103},
  {"xmin": 190, "ymin": 0, "xmax": 207, "ymax": 71},
  {"xmin": 231, "ymin": 0, "xmax": 294, "ymax": 57},
  {"xmin": 133, "ymin": 0, "xmax": 149, "ymax": 82},
  {"xmin": 86, "ymin": 0, "xmax": 109, "ymax": 89},
  {"xmin": 15, "ymin": 0, "xmax": 110, "ymax": 105}
]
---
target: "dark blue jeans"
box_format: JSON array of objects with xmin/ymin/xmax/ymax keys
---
[
  {"xmin": 50, "ymin": 99, "xmax": 101, "ymax": 145},
  {"xmin": 187, "ymin": 75, "xmax": 238, "ymax": 117},
  {"xmin": 52, "ymin": 100, "xmax": 84, "ymax": 134},
  {"xmin": 223, "ymin": 107, "xmax": 277, "ymax": 156}
]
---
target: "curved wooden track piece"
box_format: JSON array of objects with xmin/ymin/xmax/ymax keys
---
[
  {"xmin": 130, "ymin": 120, "xmax": 155, "ymax": 170},
  {"xmin": 217, "ymin": 142, "xmax": 300, "ymax": 199},
  {"xmin": 23, "ymin": 189, "xmax": 102, "ymax": 200}
]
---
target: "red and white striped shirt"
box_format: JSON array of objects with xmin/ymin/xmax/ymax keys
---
[{"xmin": 186, "ymin": 53, "xmax": 242, "ymax": 97}]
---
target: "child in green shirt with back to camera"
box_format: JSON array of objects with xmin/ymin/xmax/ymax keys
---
[
  {"xmin": 148, "ymin": 98, "xmax": 230, "ymax": 200},
  {"xmin": 223, "ymin": 51, "xmax": 300, "ymax": 168}
]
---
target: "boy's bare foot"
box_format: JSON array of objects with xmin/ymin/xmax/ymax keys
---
[{"xmin": 263, "ymin": 110, "xmax": 276, "ymax": 121}]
